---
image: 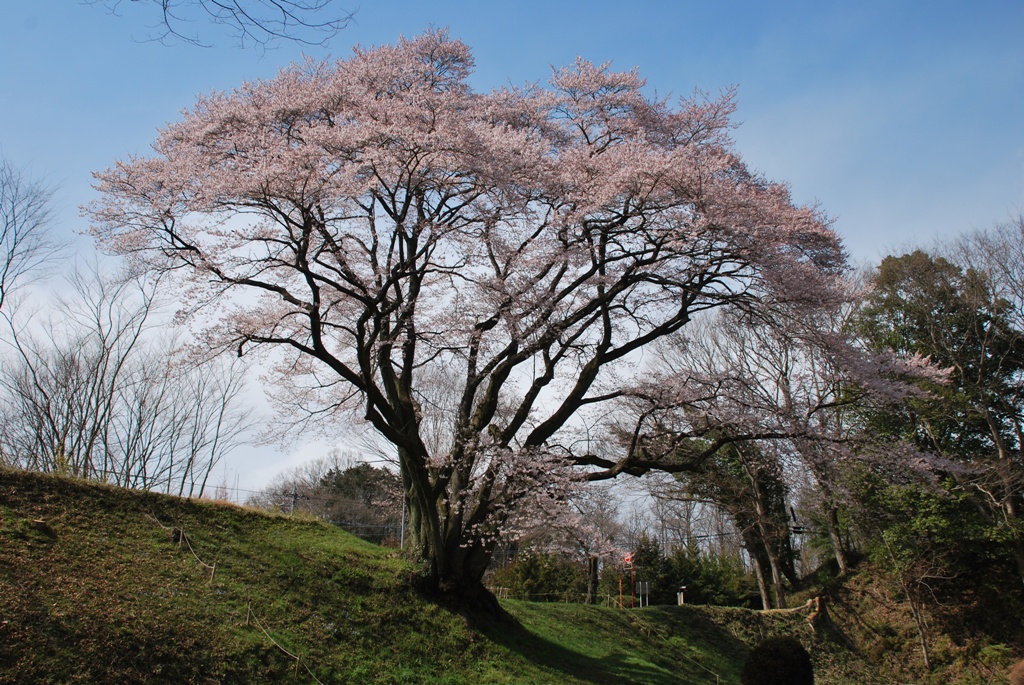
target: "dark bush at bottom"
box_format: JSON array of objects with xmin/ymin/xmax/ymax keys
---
[{"xmin": 740, "ymin": 636, "xmax": 814, "ymax": 685}]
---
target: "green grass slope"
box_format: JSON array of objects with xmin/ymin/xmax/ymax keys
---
[{"xmin": 0, "ymin": 467, "xmax": 893, "ymax": 684}]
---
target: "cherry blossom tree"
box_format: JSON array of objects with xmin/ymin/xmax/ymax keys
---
[
  {"xmin": 638, "ymin": 313, "xmax": 828, "ymax": 607},
  {"xmin": 678, "ymin": 310, "xmax": 863, "ymax": 577},
  {"xmin": 88, "ymin": 30, "xmax": 846, "ymax": 606},
  {"xmin": 618, "ymin": 276, "xmax": 951, "ymax": 591}
]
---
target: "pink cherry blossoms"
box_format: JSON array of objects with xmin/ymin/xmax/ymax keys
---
[{"xmin": 88, "ymin": 29, "xmax": 846, "ymax": 600}]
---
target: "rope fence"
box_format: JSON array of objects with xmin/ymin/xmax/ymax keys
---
[
  {"xmin": 486, "ymin": 586, "xmax": 727, "ymax": 683},
  {"xmin": 142, "ymin": 512, "xmax": 749, "ymax": 685},
  {"xmin": 487, "ymin": 587, "xmax": 627, "ymax": 606},
  {"xmin": 146, "ymin": 511, "xmax": 325, "ymax": 683},
  {"xmin": 246, "ymin": 602, "xmax": 326, "ymax": 685}
]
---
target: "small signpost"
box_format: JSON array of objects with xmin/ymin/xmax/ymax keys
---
[
  {"xmin": 619, "ymin": 553, "xmax": 654, "ymax": 608},
  {"xmin": 635, "ymin": 581, "xmax": 649, "ymax": 607}
]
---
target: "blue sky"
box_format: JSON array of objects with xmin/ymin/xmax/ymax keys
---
[
  {"xmin": 2, "ymin": 0, "xmax": 1022, "ymax": 265},
  {"xmin": 2, "ymin": 0, "xmax": 1022, "ymax": 489}
]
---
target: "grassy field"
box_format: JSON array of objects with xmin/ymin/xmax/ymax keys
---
[{"xmin": 0, "ymin": 467, "xmax": 1011, "ymax": 684}]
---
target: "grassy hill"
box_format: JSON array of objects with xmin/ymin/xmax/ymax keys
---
[{"xmin": 0, "ymin": 467, "xmax": 1015, "ymax": 684}]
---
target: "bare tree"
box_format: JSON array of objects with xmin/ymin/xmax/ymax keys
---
[
  {"xmin": 0, "ymin": 265, "xmax": 253, "ymax": 494},
  {"xmin": 0, "ymin": 156, "xmax": 60, "ymax": 312},
  {"xmin": 953, "ymin": 214, "xmax": 1024, "ymax": 328},
  {"xmin": 879, "ymin": 529, "xmax": 958, "ymax": 673},
  {"xmin": 0, "ymin": 265, "xmax": 155, "ymax": 475},
  {"xmin": 109, "ymin": 343, "xmax": 253, "ymax": 495},
  {"xmin": 89, "ymin": 0, "xmax": 353, "ymax": 49},
  {"xmin": 246, "ymin": 451, "xmax": 349, "ymax": 512},
  {"xmin": 249, "ymin": 451, "xmax": 405, "ymax": 543}
]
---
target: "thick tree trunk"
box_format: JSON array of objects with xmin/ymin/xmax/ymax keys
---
[
  {"xmin": 401, "ymin": 463, "xmax": 503, "ymax": 616},
  {"xmin": 752, "ymin": 556, "xmax": 771, "ymax": 610},
  {"xmin": 825, "ymin": 504, "xmax": 850, "ymax": 575},
  {"xmin": 413, "ymin": 532, "xmax": 504, "ymax": 616},
  {"xmin": 751, "ymin": 485, "xmax": 788, "ymax": 608},
  {"xmin": 743, "ymin": 528, "xmax": 773, "ymax": 610},
  {"xmin": 586, "ymin": 556, "xmax": 600, "ymax": 605},
  {"xmin": 766, "ymin": 543, "xmax": 788, "ymax": 609},
  {"xmin": 410, "ymin": 520, "xmax": 493, "ymax": 599}
]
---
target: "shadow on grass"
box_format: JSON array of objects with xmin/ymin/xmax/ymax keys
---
[{"xmin": 477, "ymin": 603, "xmax": 750, "ymax": 685}]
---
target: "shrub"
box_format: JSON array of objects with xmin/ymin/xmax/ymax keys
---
[
  {"xmin": 741, "ymin": 636, "xmax": 814, "ymax": 685},
  {"xmin": 491, "ymin": 552, "xmax": 587, "ymax": 601}
]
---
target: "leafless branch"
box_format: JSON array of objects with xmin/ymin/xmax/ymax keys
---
[
  {"xmin": 0, "ymin": 156, "xmax": 61, "ymax": 312},
  {"xmin": 87, "ymin": 0, "xmax": 354, "ymax": 49}
]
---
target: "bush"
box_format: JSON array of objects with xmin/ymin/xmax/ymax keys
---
[
  {"xmin": 741, "ymin": 636, "xmax": 814, "ymax": 685},
  {"xmin": 598, "ymin": 536, "xmax": 756, "ymax": 607},
  {"xmin": 491, "ymin": 552, "xmax": 587, "ymax": 601}
]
